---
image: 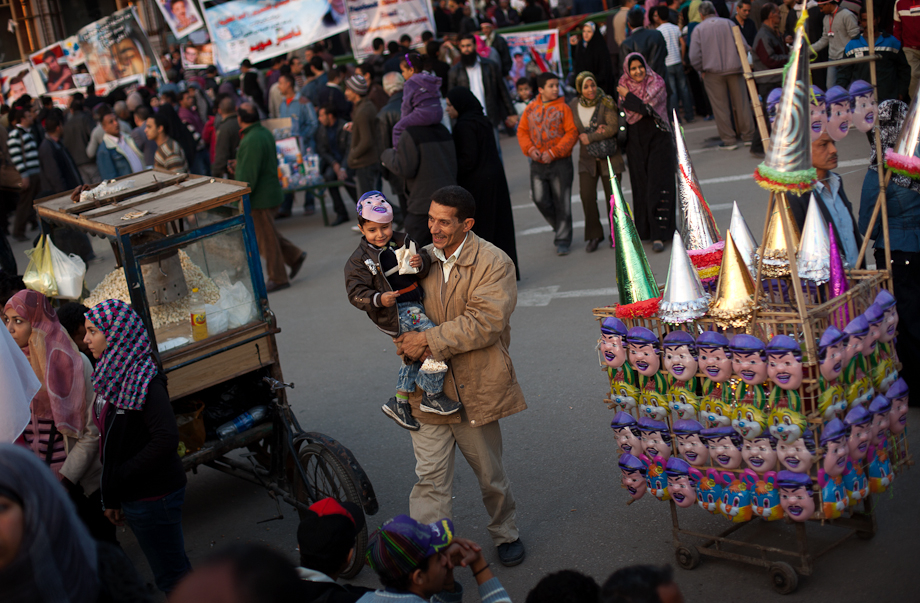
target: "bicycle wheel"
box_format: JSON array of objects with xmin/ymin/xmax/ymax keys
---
[{"xmin": 293, "ymin": 443, "xmax": 368, "ymax": 579}]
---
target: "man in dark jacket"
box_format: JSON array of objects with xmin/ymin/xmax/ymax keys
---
[
  {"xmin": 344, "ymin": 74, "xmax": 381, "ymax": 198},
  {"xmin": 62, "ymin": 95, "xmax": 100, "ymax": 185},
  {"xmin": 787, "ymin": 132, "xmax": 863, "ymax": 268},
  {"xmin": 448, "ymin": 33, "xmax": 518, "ymax": 153},
  {"xmin": 317, "ymin": 105, "xmax": 357, "ymax": 225},
  {"xmin": 232, "ymin": 103, "xmax": 306, "ymax": 292},
  {"xmin": 481, "ymin": 22, "xmax": 513, "ymax": 76},
  {"xmin": 621, "ymin": 7, "xmax": 669, "ymax": 84},
  {"xmin": 751, "ymin": 3, "xmax": 788, "ymax": 104},
  {"xmin": 494, "ymin": 0, "xmax": 521, "ymax": 26},
  {"xmin": 211, "ymin": 96, "xmax": 240, "ymax": 178},
  {"xmin": 376, "ymin": 73, "xmax": 409, "ymax": 220},
  {"xmin": 381, "ymin": 123, "xmax": 458, "ymax": 245},
  {"xmin": 837, "ymin": 6, "xmax": 911, "ymax": 102}
]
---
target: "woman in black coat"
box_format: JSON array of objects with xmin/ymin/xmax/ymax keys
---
[
  {"xmin": 569, "ymin": 22, "xmax": 616, "ymax": 95},
  {"xmin": 445, "ymin": 87, "xmax": 520, "ymax": 280}
]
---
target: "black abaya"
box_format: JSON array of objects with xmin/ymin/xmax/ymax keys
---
[
  {"xmin": 447, "ymin": 88, "xmax": 520, "ymax": 279},
  {"xmin": 571, "ymin": 36, "xmax": 616, "ymax": 96},
  {"xmin": 622, "ymin": 92, "xmax": 675, "ymax": 242}
]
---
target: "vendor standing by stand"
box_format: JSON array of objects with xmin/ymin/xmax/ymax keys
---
[{"xmin": 84, "ymin": 299, "xmax": 191, "ymax": 594}]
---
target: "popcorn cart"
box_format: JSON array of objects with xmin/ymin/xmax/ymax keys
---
[{"xmin": 34, "ymin": 169, "xmax": 377, "ymax": 578}]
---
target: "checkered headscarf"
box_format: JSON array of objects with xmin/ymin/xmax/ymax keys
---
[{"xmin": 86, "ymin": 299, "xmax": 159, "ymax": 410}]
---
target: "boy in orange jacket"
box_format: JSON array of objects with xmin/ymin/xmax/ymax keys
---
[{"xmin": 516, "ymin": 72, "xmax": 578, "ymax": 255}]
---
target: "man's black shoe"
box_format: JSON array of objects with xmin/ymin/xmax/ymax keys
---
[
  {"xmin": 497, "ymin": 539, "xmax": 525, "ymax": 567},
  {"xmin": 420, "ymin": 391, "xmax": 462, "ymax": 415}
]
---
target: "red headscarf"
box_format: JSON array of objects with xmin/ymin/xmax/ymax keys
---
[
  {"xmin": 4, "ymin": 290, "xmax": 86, "ymax": 437},
  {"xmin": 618, "ymin": 52, "xmax": 668, "ymax": 125}
]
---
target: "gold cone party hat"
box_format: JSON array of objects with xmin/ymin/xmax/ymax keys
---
[
  {"xmin": 709, "ymin": 231, "xmax": 757, "ymax": 328},
  {"xmin": 659, "ymin": 230, "xmax": 710, "ymax": 324},
  {"xmin": 753, "ymin": 20, "xmax": 817, "ymax": 194},
  {"xmin": 761, "ymin": 194, "xmax": 801, "ymax": 277},
  {"xmin": 673, "ymin": 109, "xmax": 722, "ymax": 250},
  {"xmin": 610, "ymin": 172, "xmax": 661, "ymax": 305},
  {"xmin": 796, "ymin": 193, "xmax": 831, "ymax": 283},
  {"xmin": 729, "ymin": 201, "xmax": 758, "ymax": 277}
]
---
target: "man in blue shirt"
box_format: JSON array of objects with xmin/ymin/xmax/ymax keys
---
[
  {"xmin": 360, "ymin": 515, "xmax": 511, "ymax": 603},
  {"xmin": 788, "ymin": 132, "xmax": 863, "ymax": 267},
  {"xmin": 277, "ymin": 72, "xmax": 319, "ymax": 218}
]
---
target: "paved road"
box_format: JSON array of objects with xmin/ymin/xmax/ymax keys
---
[{"xmin": 12, "ymin": 120, "xmax": 918, "ymax": 600}]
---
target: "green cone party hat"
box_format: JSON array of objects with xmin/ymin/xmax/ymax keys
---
[{"xmin": 609, "ymin": 172, "xmax": 660, "ymax": 304}]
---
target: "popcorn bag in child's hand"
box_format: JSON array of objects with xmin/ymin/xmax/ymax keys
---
[{"xmin": 396, "ymin": 241, "xmax": 419, "ymax": 275}]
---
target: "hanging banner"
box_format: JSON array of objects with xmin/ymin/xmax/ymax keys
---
[
  {"xmin": 152, "ymin": 0, "xmax": 205, "ymax": 39},
  {"xmin": 499, "ymin": 29, "xmax": 561, "ymax": 80},
  {"xmin": 29, "ymin": 43, "xmax": 77, "ymax": 93},
  {"xmin": 0, "ymin": 65, "xmax": 45, "ymax": 106},
  {"xmin": 202, "ymin": 0, "xmax": 348, "ymax": 73},
  {"xmin": 77, "ymin": 8, "xmax": 164, "ymax": 93},
  {"xmin": 345, "ymin": 0, "xmax": 434, "ymax": 60},
  {"xmin": 61, "ymin": 36, "xmax": 85, "ymax": 69}
]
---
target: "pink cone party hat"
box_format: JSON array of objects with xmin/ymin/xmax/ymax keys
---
[
  {"xmin": 828, "ymin": 225, "xmax": 850, "ymax": 328},
  {"xmin": 754, "ymin": 21, "xmax": 817, "ymax": 194}
]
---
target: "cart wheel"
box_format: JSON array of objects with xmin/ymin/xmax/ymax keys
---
[
  {"xmin": 675, "ymin": 545, "xmax": 701, "ymax": 570},
  {"xmin": 769, "ymin": 562, "xmax": 798, "ymax": 595},
  {"xmin": 293, "ymin": 443, "xmax": 368, "ymax": 579}
]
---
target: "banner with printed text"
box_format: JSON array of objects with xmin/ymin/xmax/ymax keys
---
[
  {"xmin": 77, "ymin": 8, "xmax": 164, "ymax": 93},
  {"xmin": 345, "ymin": 0, "xmax": 434, "ymax": 60},
  {"xmin": 202, "ymin": 0, "xmax": 349, "ymax": 73},
  {"xmin": 499, "ymin": 29, "xmax": 561, "ymax": 80}
]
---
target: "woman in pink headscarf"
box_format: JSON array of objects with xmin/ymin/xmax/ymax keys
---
[{"xmin": 616, "ymin": 52, "xmax": 675, "ymax": 252}]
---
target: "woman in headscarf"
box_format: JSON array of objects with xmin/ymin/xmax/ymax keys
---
[
  {"xmin": 569, "ymin": 22, "xmax": 616, "ymax": 95},
  {"xmin": 0, "ymin": 443, "xmax": 152, "ymax": 602},
  {"xmin": 859, "ymin": 99, "xmax": 920, "ymax": 401},
  {"xmin": 3, "ymin": 290, "xmax": 113, "ymax": 544},
  {"xmin": 0, "ymin": 322, "xmax": 39, "ymax": 444},
  {"xmin": 84, "ymin": 299, "xmax": 190, "ymax": 595},
  {"xmin": 445, "ymin": 86, "xmax": 520, "ymax": 280},
  {"xmin": 617, "ymin": 52, "xmax": 675, "ymax": 251},
  {"xmin": 570, "ymin": 71, "xmax": 625, "ymax": 253}
]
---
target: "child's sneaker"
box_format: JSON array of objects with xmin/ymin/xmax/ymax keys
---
[
  {"xmin": 382, "ymin": 397, "xmax": 420, "ymax": 431},
  {"xmin": 420, "ymin": 391, "xmax": 462, "ymax": 415}
]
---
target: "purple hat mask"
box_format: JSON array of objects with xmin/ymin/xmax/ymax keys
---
[{"xmin": 357, "ymin": 191, "xmax": 394, "ymax": 224}]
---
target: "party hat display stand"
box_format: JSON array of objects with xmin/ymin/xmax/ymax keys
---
[{"xmin": 593, "ymin": 6, "xmax": 910, "ymax": 594}]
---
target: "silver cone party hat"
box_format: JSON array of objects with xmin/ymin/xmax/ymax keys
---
[
  {"xmin": 659, "ymin": 230, "xmax": 710, "ymax": 324},
  {"xmin": 797, "ymin": 193, "xmax": 831, "ymax": 284},
  {"xmin": 674, "ymin": 109, "xmax": 722, "ymax": 250},
  {"xmin": 754, "ymin": 21, "xmax": 817, "ymax": 193},
  {"xmin": 729, "ymin": 201, "xmax": 758, "ymax": 277}
]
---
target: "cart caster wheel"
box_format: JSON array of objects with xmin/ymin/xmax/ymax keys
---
[
  {"xmin": 769, "ymin": 562, "xmax": 798, "ymax": 595},
  {"xmin": 675, "ymin": 545, "xmax": 701, "ymax": 570}
]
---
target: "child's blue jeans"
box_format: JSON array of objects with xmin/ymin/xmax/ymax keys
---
[{"xmin": 395, "ymin": 302, "xmax": 444, "ymax": 394}]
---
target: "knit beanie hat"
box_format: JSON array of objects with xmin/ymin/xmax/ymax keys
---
[{"xmin": 346, "ymin": 74, "xmax": 369, "ymax": 96}]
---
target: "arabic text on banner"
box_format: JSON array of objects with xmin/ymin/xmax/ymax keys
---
[
  {"xmin": 77, "ymin": 8, "xmax": 164, "ymax": 92},
  {"xmin": 346, "ymin": 0, "xmax": 435, "ymax": 60},
  {"xmin": 203, "ymin": 0, "xmax": 348, "ymax": 73}
]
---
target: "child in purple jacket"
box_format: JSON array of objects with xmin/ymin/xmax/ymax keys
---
[{"xmin": 392, "ymin": 52, "xmax": 444, "ymax": 147}]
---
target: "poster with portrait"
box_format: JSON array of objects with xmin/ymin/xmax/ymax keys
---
[
  {"xmin": 154, "ymin": 0, "xmax": 204, "ymax": 40},
  {"xmin": 202, "ymin": 0, "xmax": 348, "ymax": 73},
  {"xmin": 346, "ymin": 0, "xmax": 434, "ymax": 60},
  {"xmin": 77, "ymin": 8, "xmax": 164, "ymax": 92},
  {"xmin": 180, "ymin": 43, "xmax": 215, "ymax": 69},
  {"xmin": 29, "ymin": 44, "xmax": 77, "ymax": 93},
  {"xmin": 0, "ymin": 65, "xmax": 45, "ymax": 106},
  {"xmin": 500, "ymin": 29, "xmax": 561, "ymax": 81}
]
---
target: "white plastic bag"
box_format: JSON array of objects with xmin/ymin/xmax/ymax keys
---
[
  {"xmin": 225, "ymin": 280, "xmax": 256, "ymax": 328},
  {"xmin": 47, "ymin": 238, "xmax": 86, "ymax": 299},
  {"xmin": 204, "ymin": 302, "xmax": 229, "ymax": 335}
]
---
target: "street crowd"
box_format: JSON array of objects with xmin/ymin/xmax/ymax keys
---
[{"xmin": 2, "ymin": 0, "xmax": 920, "ymax": 601}]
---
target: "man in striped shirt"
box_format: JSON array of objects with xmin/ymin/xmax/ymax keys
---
[
  {"xmin": 145, "ymin": 112, "xmax": 189, "ymax": 173},
  {"xmin": 7, "ymin": 106, "xmax": 41, "ymax": 241}
]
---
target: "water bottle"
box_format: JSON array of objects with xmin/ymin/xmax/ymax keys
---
[{"xmin": 216, "ymin": 406, "xmax": 269, "ymax": 439}]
